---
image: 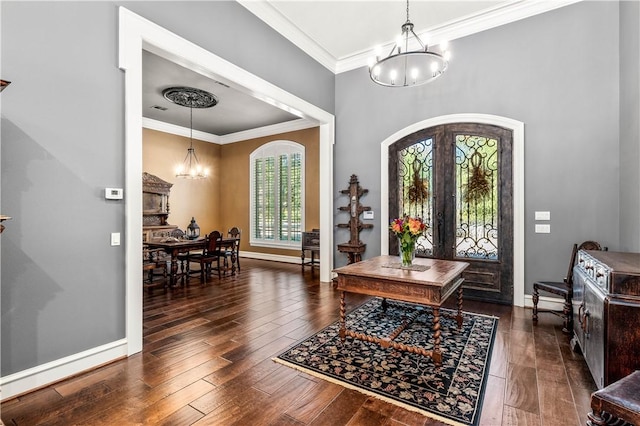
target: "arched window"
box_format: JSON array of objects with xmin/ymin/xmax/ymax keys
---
[{"xmin": 250, "ymin": 140, "xmax": 305, "ymax": 248}]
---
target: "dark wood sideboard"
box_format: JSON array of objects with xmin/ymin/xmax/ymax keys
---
[
  {"xmin": 142, "ymin": 172, "xmax": 178, "ymax": 242},
  {"xmin": 572, "ymin": 250, "xmax": 640, "ymax": 388}
]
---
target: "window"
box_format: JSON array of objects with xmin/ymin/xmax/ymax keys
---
[{"xmin": 250, "ymin": 140, "xmax": 304, "ymax": 248}]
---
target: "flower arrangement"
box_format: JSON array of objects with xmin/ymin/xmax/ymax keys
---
[{"xmin": 389, "ymin": 216, "xmax": 426, "ymax": 267}]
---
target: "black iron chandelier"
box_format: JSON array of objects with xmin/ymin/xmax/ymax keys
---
[
  {"xmin": 162, "ymin": 86, "xmax": 218, "ymax": 179},
  {"xmin": 368, "ymin": 0, "xmax": 450, "ymax": 87}
]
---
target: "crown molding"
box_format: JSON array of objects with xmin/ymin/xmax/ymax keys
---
[
  {"xmin": 142, "ymin": 117, "xmax": 317, "ymax": 145},
  {"xmin": 142, "ymin": 117, "xmax": 220, "ymax": 143},
  {"xmin": 216, "ymin": 118, "xmax": 317, "ymax": 144},
  {"xmin": 338, "ymin": 0, "xmax": 583, "ymax": 73},
  {"xmin": 237, "ymin": 0, "xmax": 337, "ymax": 73},
  {"xmin": 240, "ymin": 0, "xmax": 582, "ymax": 75}
]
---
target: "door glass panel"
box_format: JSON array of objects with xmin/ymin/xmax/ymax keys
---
[
  {"xmin": 397, "ymin": 138, "xmax": 433, "ymax": 256},
  {"xmin": 454, "ymin": 134, "xmax": 499, "ymax": 260}
]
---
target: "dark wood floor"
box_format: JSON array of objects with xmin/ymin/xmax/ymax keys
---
[{"xmin": 1, "ymin": 259, "xmax": 597, "ymax": 425}]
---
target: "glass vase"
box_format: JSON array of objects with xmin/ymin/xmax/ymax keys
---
[{"xmin": 399, "ymin": 238, "xmax": 416, "ymax": 268}]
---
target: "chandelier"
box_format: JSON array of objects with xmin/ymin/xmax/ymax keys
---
[
  {"xmin": 369, "ymin": 0, "xmax": 450, "ymax": 87},
  {"xmin": 162, "ymin": 87, "xmax": 218, "ymax": 179}
]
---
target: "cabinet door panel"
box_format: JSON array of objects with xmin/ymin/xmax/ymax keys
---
[{"xmin": 583, "ymin": 284, "xmax": 605, "ymax": 389}]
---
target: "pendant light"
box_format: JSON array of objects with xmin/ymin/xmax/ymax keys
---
[
  {"xmin": 162, "ymin": 87, "xmax": 218, "ymax": 179},
  {"xmin": 368, "ymin": 0, "xmax": 450, "ymax": 87}
]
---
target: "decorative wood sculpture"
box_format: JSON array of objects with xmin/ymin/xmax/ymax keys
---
[{"xmin": 337, "ymin": 174, "xmax": 373, "ymax": 264}]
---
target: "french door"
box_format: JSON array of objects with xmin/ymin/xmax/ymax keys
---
[{"xmin": 389, "ymin": 123, "xmax": 513, "ymax": 304}]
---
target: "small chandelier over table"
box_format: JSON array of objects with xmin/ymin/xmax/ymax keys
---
[
  {"xmin": 368, "ymin": 0, "xmax": 450, "ymax": 87},
  {"xmin": 162, "ymin": 86, "xmax": 218, "ymax": 179}
]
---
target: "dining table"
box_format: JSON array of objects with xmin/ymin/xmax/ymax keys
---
[{"xmin": 145, "ymin": 236, "xmax": 239, "ymax": 287}]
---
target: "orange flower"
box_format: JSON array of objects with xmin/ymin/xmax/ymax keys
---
[
  {"xmin": 389, "ymin": 216, "xmax": 425, "ymax": 238},
  {"xmin": 408, "ymin": 218, "xmax": 423, "ymax": 235}
]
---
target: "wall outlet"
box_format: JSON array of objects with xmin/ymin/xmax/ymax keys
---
[{"xmin": 535, "ymin": 224, "xmax": 551, "ymax": 234}]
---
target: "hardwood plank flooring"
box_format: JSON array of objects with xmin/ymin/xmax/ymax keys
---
[{"xmin": 0, "ymin": 259, "xmax": 598, "ymax": 425}]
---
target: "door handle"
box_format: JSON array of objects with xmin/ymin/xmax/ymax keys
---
[
  {"xmin": 578, "ymin": 304, "xmax": 584, "ymax": 327},
  {"xmin": 437, "ymin": 212, "xmax": 444, "ymax": 248},
  {"xmin": 583, "ymin": 309, "xmax": 591, "ymax": 339}
]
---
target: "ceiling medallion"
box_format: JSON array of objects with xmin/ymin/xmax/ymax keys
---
[{"xmin": 162, "ymin": 86, "xmax": 218, "ymax": 109}]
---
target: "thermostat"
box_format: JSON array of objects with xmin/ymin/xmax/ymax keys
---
[{"xmin": 105, "ymin": 188, "xmax": 123, "ymax": 200}]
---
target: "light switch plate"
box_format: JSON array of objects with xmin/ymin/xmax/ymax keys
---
[
  {"xmin": 535, "ymin": 211, "xmax": 550, "ymax": 221},
  {"xmin": 363, "ymin": 210, "xmax": 374, "ymax": 220},
  {"xmin": 111, "ymin": 232, "xmax": 121, "ymax": 246},
  {"xmin": 535, "ymin": 224, "xmax": 551, "ymax": 234}
]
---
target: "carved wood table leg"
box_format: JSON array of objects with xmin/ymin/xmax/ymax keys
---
[
  {"xmin": 170, "ymin": 250, "xmax": 179, "ymax": 288},
  {"xmin": 432, "ymin": 307, "xmax": 442, "ymax": 366},
  {"xmin": 586, "ymin": 410, "xmax": 607, "ymax": 426},
  {"xmin": 230, "ymin": 250, "xmax": 237, "ymax": 275},
  {"xmin": 456, "ymin": 286, "xmax": 464, "ymax": 330},
  {"xmin": 381, "ymin": 298, "xmax": 388, "ymax": 312},
  {"xmin": 339, "ymin": 291, "xmax": 346, "ymax": 341}
]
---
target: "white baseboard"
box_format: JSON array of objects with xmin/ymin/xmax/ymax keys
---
[
  {"xmin": 1, "ymin": 339, "xmax": 127, "ymax": 401},
  {"xmin": 523, "ymin": 294, "xmax": 565, "ymax": 311},
  {"xmin": 0, "ymin": 253, "xmax": 312, "ymax": 401},
  {"xmin": 238, "ymin": 250, "xmax": 303, "ymax": 265}
]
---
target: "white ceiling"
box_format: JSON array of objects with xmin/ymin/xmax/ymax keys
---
[
  {"xmin": 143, "ymin": 0, "xmax": 581, "ymax": 142},
  {"xmin": 142, "ymin": 51, "xmax": 301, "ymax": 137},
  {"xmin": 265, "ymin": 1, "xmax": 505, "ymax": 60}
]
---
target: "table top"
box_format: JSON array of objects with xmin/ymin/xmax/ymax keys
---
[
  {"xmin": 333, "ymin": 255, "xmax": 469, "ymax": 287},
  {"xmin": 145, "ymin": 238, "xmax": 205, "ymax": 249},
  {"xmin": 146, "ymin": 236, "xmax": 238, "ymax": 249}
]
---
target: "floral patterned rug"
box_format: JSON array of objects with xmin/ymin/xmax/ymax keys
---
[{"xmin": 274, "ymin": 298, "xmax": 498, "ymax": 426}]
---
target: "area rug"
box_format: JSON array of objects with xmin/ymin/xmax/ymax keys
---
[{"xmin": 274, "ymin": 298, "xmax": 498, "ymax": 426}]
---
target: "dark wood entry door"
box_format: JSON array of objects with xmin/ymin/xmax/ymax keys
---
[{"xmin": 389, "ymin": 123, "xmax": 513, "ymax": 304}]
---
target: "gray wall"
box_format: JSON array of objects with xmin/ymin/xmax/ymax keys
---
[
  {"xmin": 619, "ymin": 0, "xmax": 640, "ymax": 252},
  {"xmin": 1, "ymin": 0, "xmax": 636, "ymax": 385},
  {"xmin": 333, "ymin": 1, "xmax": 622, "ymax": 296},
  {"xmin": 0, "ymin": 1, "xmax": 334, "ymax": 376}
]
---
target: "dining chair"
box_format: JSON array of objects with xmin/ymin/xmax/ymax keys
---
[
  {"xmin": 142, "ymin": 246, "xmax": 168, "ymax": 294},
  {"xmin": 532, "ymin": 240, "xmax": 605, "ymax": 333},
  {"xmin": 189, "ymin": 230, "xmax": 228, "ymax": 282},
  {"xmin": 169, "ymin": 228, "xmax": 197, "ymax": 281},
  {"xmin": 227, "ymin": 227, "xmax": 241, "ymax": 272},
  {"xmin": 301, "ymin": 228, "xmax": 320, "ymax": 268}
]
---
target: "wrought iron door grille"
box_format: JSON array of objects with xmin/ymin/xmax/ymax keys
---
[
  {"xmin": 454, "ymin": 135, "xmax": 499, "ymax": 260},
  {"xmin": 397, "ymin": 138, "xmax": 433, "ymax": 256}
]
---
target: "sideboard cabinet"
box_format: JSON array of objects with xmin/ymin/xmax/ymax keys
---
[
  {"xmin": 142, "ymin": 172, "xmax": 178, "ymax": 242},
  {"xmin": 572, "ymin": 250, "xmax": 640, "ymax": 388}
]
